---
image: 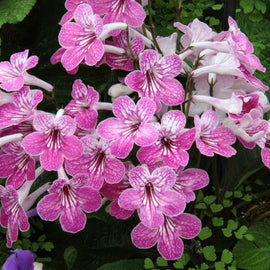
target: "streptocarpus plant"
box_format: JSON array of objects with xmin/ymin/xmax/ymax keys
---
[{"xmin": 0, "ymin": 0, "xmax": 269, "ymax": 266}]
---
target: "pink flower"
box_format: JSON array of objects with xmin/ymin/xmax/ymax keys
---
[
  {"xmin": 91, "ymin": 0, "xmax": 146, "ymax": 28},
  {"xmin": 0, "ymin": 86, "xmax": 43, "ymax": 129},
  {"xmin": 58, "ymin": 4, "xmax": 104, "ymax": 71},
  {"xmin": 125, "ymin": 49, "xmax": 184, "ymax": 110},
  {"xmin": 65, "ymin": 79, "xmax": 99, "ymax": 129},
  {"xmin": 101, "ymin": 161, "xmax": 134, "ymax": 220},
  {"xmin": 65, "ymin": 135, "xmax": 125, "ymax": 190},
  {"xmin": 132, "ymin": 213, "xmax": 201, "ymax": 260},
  {"xmin": 194, "ymin": 110, "xmax": 236, "ymax": 157},
  {"xmin": 0, "ymin": 178, "xmax": 49, "ymax": 247},
  {"xmin": 22, "ymin": 110, "xmax": 83, "ymax": 171},
  {"xmin": 97, "ymin": 96, "xmax": 158, "ymax": 159},
  {"xmin": 137, "ymin": 110, "xmax": 196, "ymax": 168},
  {"xmin": 118, "ymin": 165, "xmax": 186, "ymax": 228},
  {"xmin": 257, "ymin": 127, "xmax": 270, "ymax": 168},
  {"xmin": 106, "ymin": 31, "xmax": 144, "ymax": 71},
  {"xmin": 0, "ymin": 141, "xmax": 35, "ymax": 189},
  {"xmin": 0, "ymin": 50, "xmax": 53, "ymax": 92},
  {"xmin": 37, "ymin": 174, "xmax": 102, "ymax": 233},
  {"xmin": 173, "ymin": 166, "xmax": 209, "ymax": 203}
]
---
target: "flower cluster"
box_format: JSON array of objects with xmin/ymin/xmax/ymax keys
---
[{"xmin": 0, "ymin": 0, "xmax": 269, "ymax": 262}]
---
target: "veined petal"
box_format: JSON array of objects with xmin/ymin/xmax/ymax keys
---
[
  {"xmin": 61, "ymin": 135, "xmax": 83, "ymax": 160},
  {"xmin": 161, "ymin": 110, "xmax": 186, "ymax": 134},
  {"xmin": 0, "ymin": 76, "xmax": 24, "ymax": 91},
  {"xmin": 125, "ymin": 70, "xmax": 146, "ymax": 93},
  {"xmin": 97, "ymin": 118, "xmax": 122, "ymax": 140},
  {"xmin": 118, "ymin": 189, "xmax": 143, "ymax": 210},
  {"xmin": 156, "ymin": 54, "xmax": 182, "ymax": 77},
  {"xmin": 104, "ymin": 158, "xmax": 125, "ymax": 184},
  {"xmin": 75, "ymin": 109, "xmax": 98, "ymax": 129},
  {"xmin": 77, "ymin": 187, "xmax": 102, "ymax": 212},
  {"xmin": 124, "ymin": 0, "xmax": 146, "ymax": 27},
  {"xmin": 37, "ymin": 194, "xmax": 61, "ymax": 221},
  {"xmin": 73, "ymin": 4, "xmax": 94, "ymax": 28},
  {"xmin": 40, "ymin": 148, "xmax": 64, "ymax": 171},
  {"xmin": 139, "ymin": 50, "xmax": 159, "ymax": 73},
  {"xmin": 85, "ymin": 38, "xmax": 104, "ymax": 66},
  {"xmin": 136, "ymin": 144, "xmax": 161, "ymax": 165},
  {"xmin": 112, "ymin": 96, "xmax": 136, "ymax": 120},
  {"xmin": 129, "ymin": 166, "xmax": 150, "ymax": 189},
  {"xmin": 135, "ymin": 123, "xmax": 158, "ymax": 146},
  {"xmin": 110, "ymin": 200, "xmax": 134, "ymax": 220},
  {"xmin": 22, "ymin": 132, "xmax": 47, "ymax": 156},
  {"xmin": 55, "ymin": 115, "xmax": 76, "ymax": 136},
  {"xmin": 62, "ymin": 46, "xmax": 86, "ymax": 71},
  {"xmin": 136, "ymin": 97, "xmax": 156, "ymax": 122},
  {"xmin": 151, "ymin": 167, "xmax": 176, "ymax": 189},
  {"xmin": 59, "ymin": 22, "xmax": 83, "ymax": 47},
  {"xmin": 33, "ymin": 112, "xmax": 54, "ymax": 132},
  {"xmin": 110, "ymin": 135, "xmax": 134, "ymax": 159}
]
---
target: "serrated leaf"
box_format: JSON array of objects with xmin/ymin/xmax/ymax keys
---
[
  {"xmin": 212, "ymin": 217, "xmax": 224, "ymax": 227},
  {"xmin": 210, "ymin": 203, "xmax": 223, "ymax": 213},
  {"xmin": 40, "ymin": 242, "xmax": 54, "ymax": 252},
  {"xmin": 203, "ymin": 246, "xmax": 217, "ymax": 262},
  {"xmin": 222, "ymin": 228, "xmax": 232, "ymax": 238},
  {"xmin": 173, "ymin": 253, "xmax": 190, "ymax": 269},
  {"xmin": 198, "ymin": 227, "xmax": 212, "ymax": 240},
  {"xmin": 156, "ymin": 257, "xmax": 168, "ymax": 267},
  {"xmin": 64, "ymin": 246, "xmax": 78, "ymax": 270},
  {"xmin": 0, "ymin": 0, "xmax": 37, "ymax": 29},
  {"xmin": 233, "ymin": 221, "xmax": 270, "ymax": 270},
  {"xmin": 204, "ymin": 195, "xmax": 216, "ymax": 205},
  {"xmin": 227, "ymin": 220, "xmax": 238, "ymax": 231},
  {"xmin": 221, "ymin": 249, "xmax": 233, "ymax": 264},
  {"xmin": 234, "ymin": 226, "xmax": 248, "ymax": 239},
  {"xmin": 97, "ymin": 259, "xmax": 144, "ymax": 270}
]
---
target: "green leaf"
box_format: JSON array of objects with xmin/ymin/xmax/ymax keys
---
[
  {"xmin": 203, "ymin": 195, "xmax": 216, "ymax": 205},
  {"xmin": 225, "ymin": 191, "xmax": 233, "ymax": 198},
  {"xmin": 97, "ymin": 259, "xmax": 144, "ymax": 270},
  {"xmin": 221, "ymin": 249, "xmax": 233, "ymax": 264},
  {"xmin": 242, "ymin": 194, "xmax": 253, "ymax": 202},
  {"xmin": 244, "ymin": 233, "xmax": 255, "ymax": 241},
  {"xmin": 37, "ymin": 234, "xmax": 46, "ymax": 242},
  {"xmin": 0, "ymin": 0, "xmax": 37, "ymax": 29},
  {"xmin": 156, "ymin": 257, "xmax": 168, "ymax": 267},
  {"xmin": 40, "ymin": 242, "xmax": 54, "ymax": 252},
  {"xmin": 209, "ymin": 17, "xmax": 220, "ymax": 27},
  {"xmin": 64, "ymin": 246, "xmax": 78, "ymax": 270},
  {"xmin": 144, "ymin": 258, "xmax": 154, "ymax": 269},
  {"xmin": 212, "ymin": 217, "xmax": 224, "ymax": 227},
  {"xmin": 234, "ymin": 226, "xmax": 248, "ymax": 239},
  {"xmin": 227, "ymin": 220, "xmax": 238, "ymax": 231},
  {"xmin": 202, "ymin": 246, "xmax": 217, "ymax": 262},
  {"xmin": 173, "ymin": 253, "xmax": 190, "ymax": 269},
  {"xmin": 211, "ymin": 4, "xmax": 224, "ymax": 10},
  {"xmin": 200, "ymin": 263, "xmax": 209, "ymax": 270},
  {"xmin": 255, "ymin": 0, "xmax": 266, "ymax": 13},
  {"xmin": 223, "ymin": 200, "xmax": 233, "ymax": 207},
  {"xmin": 240, "ymin": 0, "xmax": 254, "ymax": 13},
  {"xmin": 210, "ymin": 203, "xmax": 223, "ymax": 213},
  {"xmin": 214, "ymin": 261, "xmax": 225, "ymax": 270},
  {"xmin": 195, "ymin": 202, "xmax": 207, "ymax": 209},
  {"xmin": 198, "ymin": 227, "xmax": 212, "ymax": 240},
  {"xmin": 234, "ymin": 191, "xmax": 243, "ymax": 198},
  {"xmin": 195, "ymin": 190, "xmax": 204, "ymax": 202},
  {"xmin": 233, "ymin": 221, "xmax": 270, "ymax": 270},
  {"xmin": 222, "ymin": 228, "xmax": 232, "ymax": 238}
]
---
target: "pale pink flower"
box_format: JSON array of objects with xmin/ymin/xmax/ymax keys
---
[
  {"xmin": 173, "ymin": 166, "xmax": 209, "ymax": 203},
  {"xmin": 0, "ymin": 86, "xmax": 43, "ymax": 129},
  {"xmin": 0, "ymin": 141, "xmax": 36, "ymax": 189},
  {"xmin": 65, "ymin": 79, "xmax": 99, "ymax": 129},
  {"xmin": 58, "ymin": 4, "xmax": 105, "ymax": 71},
  {"xmin": 97, "ymin": 96, "xmax": 158, "ymax": 159},
  {"xmin": 132, "ymin": 213, "xmax": 201, "ymax": 260},
  {"xmin": 156, "ymin": 33, "xmax": 177, "ymax": 56},
  {"xmin": 0, "ymin": 50, "xmax": 53, "ymax": 92},
  {"xmin": 194, "ymin": 110, "xmax": 236, "ymax": 157},
  {"xmin": 22, "ymin": 110, "xmax": 83, "ymax": 171},
  {"xmin": 125, "ymin": 49, "xmax": 184, "ymax": 110},
  {"xmin": 0, "ymin": 177, "xmax": 49, "ymax": 247},
  {"xmin": 65, "ymin": 135, "xmax": 125, "ymax": 190},
  {"xmin": 118, "ymin": 165, "xmax": 186, "ymax": 228},
  {"xmin": 100, "ymin": 161, "xmax": 134, "ymax": 220},
  {"xmin": 137, "ymin": 110, "xmax": 196, "ymax": 168},
  {"xmin": 91, "ymin": 0, "xmax": 146, "ymax": 28},
  {"xmin": 37, "ymin": 174, "xmax": 102, "ymax": 233}
]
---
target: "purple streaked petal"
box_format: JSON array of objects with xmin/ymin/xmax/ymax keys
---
[
  {"xmin": 125, "ymin": 70, "xmax": 145, "ymax": 93},
  {"xmin": 6, "ymin": 171, "xmax": 26, "ymax": 189},
  {"xmin": 161, "ymin": 110, "xmax": 186, "ymax": 134},
  {"xmin": 22, "ymin": 132, "xmax": 47, "ymax": 155},
  {"xmin": 33, "ymin": 112, "xmax": 54, "ymax": 131},
  {"xmin": 110, "ymin": 200, "xmax": 134, "ymax": 220},
  {"xmin": 0, "ymin": 155, "xmax": 16, "ymax": 177},
  {"xmin": 139, "ymin": 202, "xmax": 164, "ymax": 228},
  {"xmin": 151, "ymin": 167, "xmax": 176, "ymax": 190},
  {"xmin": 55, "ymin": 115, "xmax": 76, "ymax": 136},
  {"xmin": 174, "ymin": 213, "xmax": 201, "ymax": 239},
  {"xmin": 18, "ymin": 208, "xmax": 30, "ymax": 232},
  {"xmin": 176, "ymin": 128, "xmax": 196, "ymax": 149},
  {"xmin": 24, "ymin": 55, "xmax": 39, "ymax": 71},
  {"xmin": 77, "ymin": 187, "xmax": 102, "ymax": 212},
  {"xmin": 37, "ymin": 193, "xmax": 61, "ymax": 221},
  {"xmin": 110, "ymin": 135, "xmax": 134, "ymax": 159},
  {"xmin": 73, "ymin": 4, "xmax": 94, "ymax": 28},
  {"xmin": 60, "ymin": 207, "xmax": 86, "ymax": 233},
  {"xmin": 139, "ymin": 50, "xmax": 159, "ymax": 73},
  {"xmin": 112, "ymin": 96, "xmax": 136, "ymax": 120},
  {"xmin": 261, "ymin": 148, "xmax": 270, "ymax": 169},
  {"xmin": 65, "ymin": 154, "xmax": 90, "ymax": 176},
  {"xmin": 62, "ymin": 46, "xmax": 85, "ymax": 71},
  {"xmin": 62, "ymin": 135, "xmax": 83, "ymax": 160},
  {"xmin": 85, "ymin": 38, "xmax": 104, "ymax": 66},
  {"xmin": 136, "ymin": 97, "xmax": 156, "ymax": 122},
  {"xmin": 136, "ymin": 144, "xmax": 161, "ymax": 165},
  {"xmin": 59, "ymin": 22, "xmax": 83, "ymax": 47},
  {"xmin": 104, "ymin": 158, "xmax": 125, "ymax": 184},
  {"xmin": 0, "ymin": 207, "xmax": 8, "ymax": 228},
  {"xmin": 129, "ymin": 166, "xmax": 150, "ymax": 189},
  {"xmin": 118, "ymin": 189, "xmax": 143, "ymax": 210},
  {"xmin": 10, "ymin": 50, "xmax": 28, "ymax": 68},
  {"xmin": 0, "ymin": 76, "xmax": 24, "ymax": 91},
  {"xmin": 124, "ymin": 0, "xmax": 146, "ymax": 27},
  {"xmin": 97, "ymin": 118, "xmax": 122, "ymax": 140},
  {"xmin": 75, "ymin": 109, "xmax": 98, "ymax": 129},
  {"xmin": 134, "ymin": 123, "xmax": 158, "ymax": 146},
  {"xmin": 156, "ymin": 54, "xmax": 182, "ymax": 78},
  {"xmin": 131, "ymin": 222, "xmax": 159, "ymax": 249},
  {"xmin": 40, "ymin": 149, "xmax": 64, "ymax": 171},
  {"xmin": 158, "ymin": 190, "xmax": 186, "ymax": 216},
  {"xmin": 163, "ymin": 148, "xmax": 189, "ymax": 168}
]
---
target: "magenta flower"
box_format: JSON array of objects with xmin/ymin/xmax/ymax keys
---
[
  {"xmin": 101, "ymin": 161, "xmax": 134, "ymax": 220},
  {"xmin": 97, "ymin": 96, "xmax": 158, "ymax": 159},
  {"xmin": 58, "ymin": 4, "xmax": 104, "ymax": 71},
  {"xmin": 0, "ymin": 86, "xmax": 43, "ymax": 129},
  {"xmin": 65, "ymin": 79, "xmax": 99, "ymax": 129},
  {"xmin": 0, "ymin": 50, "xmax": 53, "ymax": 92},
  {"xmin": 118, "ymin": 165, "xmax": 186, "ymax": 228},
  {"xmin": 0, "ymin": 141, "xmax": 35, "ymax": 189},
  {"xmin": 91, "ymin": 0, "xmax": 146, "ymax": 28},
  {"xmin": 194, "ymin": 110, "xmax": 236, "ymax": 157},
  {"xmin": 137, "ymin": 110, "xmax": 196, "ymax": 168},
  {"xmin": 22, "ymin": 110, "xmax": 83, "ymax": 171},
  {"xmin": 65, "ymin": 135, "xmax": 125, "ymax": 190},
  {"xmin": 132, "ymin": 213, "xmax": 201, "ymax": 260},
  {"xmin": 37, "ymin": 174, "xmax": 102, "ymax": 233},
  {"xmin": 125, "ymin": 49, "xmax": 184, "ymax": 110},
  {"xmin": 173, "ymin": 166, "xmax": 209, "ymax": 203},
  {"xmin": 106, "ymin": 31, "xmax": 144, "ymax": 71},
  {"xmin": 0, "ymin": 179, "xmax": 49, "ymax": 247}
]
